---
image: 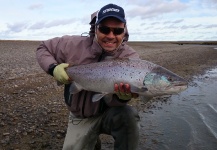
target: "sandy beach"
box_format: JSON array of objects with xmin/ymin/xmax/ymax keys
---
[{"xmin": 0, "ymin": 40, "xmax": 217, "ymax": 149}]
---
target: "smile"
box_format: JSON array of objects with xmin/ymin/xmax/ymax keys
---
[{"xmin": 104, "ymin": 41, "xmax": 116, "ymax": 44}]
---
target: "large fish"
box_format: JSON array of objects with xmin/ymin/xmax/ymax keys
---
[{"xmin": 66, "ymin": 58, "xmax": 188, "ymax": 102}]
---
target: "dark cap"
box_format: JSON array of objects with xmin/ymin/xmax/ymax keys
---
[{"xmin": 96, "ymin": 4, "xmax": 126, "ymax": 25}]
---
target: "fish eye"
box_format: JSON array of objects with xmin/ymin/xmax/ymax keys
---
[{"xmin": 167, "ymin": 76, "xmax": 173, "ymax": 82}]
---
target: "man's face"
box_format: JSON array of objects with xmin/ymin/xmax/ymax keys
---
[{"xmin": 96, "ymin": 17, "xmax": 125, "ymax": 52}]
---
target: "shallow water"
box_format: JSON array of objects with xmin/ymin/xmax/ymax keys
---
[{"xmin": 139, "ymin": 67, "xmax": 217, "ymax": 150}]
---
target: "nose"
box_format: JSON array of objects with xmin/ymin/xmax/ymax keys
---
[{"xmin": 106, "ymin": 30, "xmax": 115, "ymax": 38}]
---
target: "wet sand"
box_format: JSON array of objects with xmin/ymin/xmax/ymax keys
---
[{"xmin": 0, "ymin": 40, "xmax": 217, "ymax": 149}]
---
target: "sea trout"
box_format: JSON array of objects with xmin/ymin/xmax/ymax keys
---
[{"xmin": 66, "ymin": 58, "xmax": 188, "ymax": 102}]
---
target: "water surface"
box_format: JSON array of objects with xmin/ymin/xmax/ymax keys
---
[{"xmin": 139, "ymin": 67, "xmax": 217, "ymax": 150}]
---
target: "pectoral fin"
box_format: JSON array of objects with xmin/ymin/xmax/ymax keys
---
[
  {"xmin": 92, "ymin": 93, "xmax": 114, "ymax": 103},
  {"xmin": 69, "ymin": 82, "xmax": 83, "ymax": 94},
  {"xmin": 92, "ymin": 93, "xmax": 107, "ymax": 102}
]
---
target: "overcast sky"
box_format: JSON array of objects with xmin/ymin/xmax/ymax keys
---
[{"xmin": 1, "ymin": 0, "xmax": 217, "ymax": 41}]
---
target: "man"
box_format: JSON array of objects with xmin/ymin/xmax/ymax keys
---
[{"xmin": 36, "ymin": 3, "xmax": 140, "ymax": 150}]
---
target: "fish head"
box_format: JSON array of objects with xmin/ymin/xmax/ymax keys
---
[{"xmin": 143, "ymin": 66, "xmax": 188, "ymax": 96}]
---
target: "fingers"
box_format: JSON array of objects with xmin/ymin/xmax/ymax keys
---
[
  {"xmin": 61, "ymin": 63, "xmax": 69, "ymax": 68},
  {"xmin": 63, "ymin": 63, "xmax": 73, "ymax": 82},
  {"xmin": 124, "ymin": 84, "xmax": 131, "ymax": 94},
  {"xmin": 120, "ymin": 83, "xmax": 131, "ymax": 94},
  {"xmin": 114, "ymin": 82, "xmax": 141, "ymax": 100},
  {"xmin": 114, "ymin": 83, "xmax": 138, "ymax": 98},
  {"xmin": 114, "ymin": 83, "xmax": 130, "ymax": 93},
  {"xmin": 119, "ymin": 83, "xmax": 124, "ymax": 93},
  {"xmin": 114, "ymin": 83, "xmax": 119, "ymax": 92}
]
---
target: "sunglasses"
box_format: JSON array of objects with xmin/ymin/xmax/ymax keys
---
[{"xmin": 97, "ymin": 25, "xmax": 125, "ymax": 35}]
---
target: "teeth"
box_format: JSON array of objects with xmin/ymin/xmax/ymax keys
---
[{"xmin": 105, "ymin": 42, "xmax": 114, "ymax": 44}]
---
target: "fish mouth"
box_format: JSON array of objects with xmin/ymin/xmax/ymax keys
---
[
  {"xmin": 174, "ymin": 81, "xmax": 188, "ymax": 87},
  {"xmin": 168, "ymin": 84, "xmax": 188, "ymax": 93},
  {"xmin": 157, "ymin": 81, "xmax": 188, "ymax": 95}
]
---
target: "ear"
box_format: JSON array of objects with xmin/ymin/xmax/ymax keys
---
[{"xmin": 123, "ymin": 24, "xmax": 129, "ymax": 42}]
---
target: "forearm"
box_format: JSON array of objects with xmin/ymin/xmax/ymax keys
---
[{"xmin": 36, "ymin": 41, "xmax": 58, "ymax": 73}]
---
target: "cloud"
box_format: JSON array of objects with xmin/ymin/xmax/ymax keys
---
[
  {"xmin": 5, "ymin": 18, "xmax": 80, "ymax": 34},
  {"xmin": 206, "ymin": 24, "xmax": 217, "ymax": 28},
  {"xmin": 28, "ymin": 4, "xmax": 43, "ymax": 10},
  {"xmin": 29, "ymin": 21, "xmax": 46, "ymax": 30},
  {"xmin": 7, "ymin": 22, "xmax": 28, "ymax": 32},
  {"xmin": 163, "ymin": 19, "xmax": 184, "ymax": 24},
  {"xmin": 210, "ymin": 0, "xmax": 217, "ymax": 3},
  {"xmin": 151, "ymin": 22, "xmax": 160, "ymax": 25},
  {"xmin": 180, "ymin": 24, "xmax": 202, "ymax": 29},
  {"xmin": 126, "ymin": 0, "xmax": 188, "ymax": 19},
  {"xmin": 29, "ymin": 18, "xmax": 78, "ymax": 30},
  {"xmin": 172, "ymin": 19, "xmax": 184, "ymax": 24}
]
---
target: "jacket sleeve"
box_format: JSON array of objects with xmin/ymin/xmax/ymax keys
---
[{"xmin": 36, "ymin": 37, "xmax": 65, "ymax": 73}]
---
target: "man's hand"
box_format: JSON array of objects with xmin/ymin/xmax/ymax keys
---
[
  {"xmin": 53, "ymin": 63, "xmax": 71, "ymax": 84},
  {"xmin": 114, "ymin": 83, "xmax": 138, "ymax": 100}
]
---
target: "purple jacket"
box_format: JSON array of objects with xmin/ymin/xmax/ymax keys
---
[{"xmin": 36, "ymin": 35, "xmax": 140, "ymax": 118}]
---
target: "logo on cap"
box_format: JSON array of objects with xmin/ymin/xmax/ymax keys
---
[{"xmin": 103, "ymin": 8, "xmax": 120, "ymax": 14}]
